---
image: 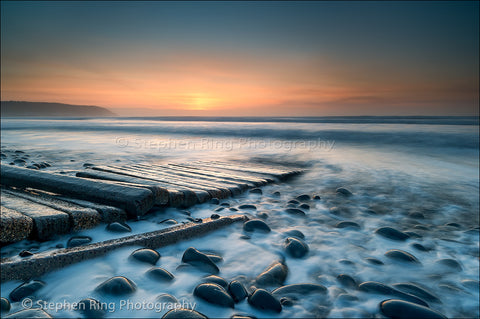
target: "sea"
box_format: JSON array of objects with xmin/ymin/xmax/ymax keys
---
[{"xmin": 1, "ymin": 116, "xmax": 479, "ymax": 318}]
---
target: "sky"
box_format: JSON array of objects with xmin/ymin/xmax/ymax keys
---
[{"xmin": 1, "ymin": 1, "xmax": 479, "ymax": 116}]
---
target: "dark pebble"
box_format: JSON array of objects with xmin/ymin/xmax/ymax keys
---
[
  {"xmin": 19, "ymin": 250, "xmax": 33, "ymax": 257},
  {"xmin": 203, "ymin": 275, "xmax": 228, "ymax": 288},
  {"xmin": 182, "ymin": 247, "xmax": 219, "ymax": 274},
  {"xmin": 272, "ymin": 191, "xmax": 281, "ymax": 197},
  {"xmin": 272, "ymin": 283, "xmax": 327, "ymax": 297},
  {"xmin": 435, "ymin": 258, "xmax": 462, "ymax": 271},
  {"xmin": 106, "ymin": 222, "xmax": 131, "ymax": 233},
  {"xmin": 239, "ymin": 204, "xmax": 257, "ymax": 210},
  {"xmin": 339, "ymin": 259, "xmax": 355, "ymax": 265},
  {"xmin": 375, "ymin": 227, "xmax": 410, "ymax": 241},
  {"xmin": 284, "ymin": 229, "xmax": 305, "ymax": 239},
  {"xmin": 365, "ymin": 257, "xmax": 384, "ymax": 265},
  {"xmin": 230, "ymin": 207, "xmax": 239, "ymax": 211},
  {"xmin": 13, "ymin": 159, "xmax": 26, "ymax": 165},
  {"xmin": 250, "ymin": 188, "xmax": 263, "ymax": 194},
  {"xmin": 240, "ymin": 235, "xmax": 251, "ymax": 240},
  {"xmin": 299, "ymin": 203, "xmax": 310, "ymax": 210},
  {"xmin": 255, "ymin": 260, "xmax": 288, "ymax": 286},
  {"xmin": 9, "ymin": 280, "xmax": 45, "ymax": 302},
  {"xmin": 95, "ymin": 276, "xmax": 136, "ymax": 295},
  {"xmin": 26, "ymin": 165, "xmax": 39, "ymax": 170},
  {"xmin": 335, "ymin": 221, "xmax": 360, "ymax": 229},
  {"xmin": 336, "ymin": 274, "xmax": 357, "ymax": 288},
  {"xmin": 380, "ymin": 299, "xmax": 446, "ymax": 319},
  {"xmin": 286, "ymin": 203, "xmax": 296, "ymax": 208},
  {"xmin": 78, "ymin": 298, "xmax": 106, "ymax": 318},
  {"xmin": 359, "ymin": 281, "xmax": 428, "ymax": 306},
  {"xmin": 385, "ymin": 250, "xmax": 420, "ymax": 263},
  {"xmin": 130, "ymin": 248, "xmax": 160, "ymax": 265},
  {"xmin": 210, "ymin": 213, "xmax": 220, "ymax": 219},
  {"xmin": 162, "ymin": 308, "xmax": 207, "ymax": 319},
  {"xmin": 392, "ymin": 283, "xmax": 441, "ymax": 303},
  {"xmin": 445, "ymin": 222, "xmax": 461, "ymax": 228},
  {"xmin": 248, "ymin": 289, "xmax": 282, "ymax": 312},
  {"xmin": 228, "ymin": 280, "xmax": 248, "ymax": 303},
  {"xmin": 67, "ymin": 236, "xmax": 92, "ymax": 248},
  {"xmin": 284, "ymin": 237, "xmax": 309, "ymax": 258},
  {"xmin": 1, "ymin": 297, "xmax": 10, "ymax": 313},
  {"xmin": 146, "ymin": 267, "xmax": 175, "ymax": 282},
  {"xmin": 280, "ymin": 297, "xmax": 294, "ymax": 306},
  {"xmin": 214, "ymin": 207, "xmax": 225, "ymax": 212},
  {"xmin": 4, "ymin": 309, "xmax": 52, "ymax": 318},
  {"xmin": 156, "ymin": 294, "xmax": 178, "ymax": 304},
  {"xmin": 257, "ymin": 212, "xmax": 268, "ymax": 219},
  {"xmin": 296, "ymin": 194, "xmax": 311, "ymax": 201},
  {"xmin": 313, "ymin": 195, "xmax": 321, "ymax": 200},
  {"xmin": 210, "ymin": 198, "xmax": 220, "ymax": 205},
  {"xmin": 83, "ymin": 163, "xmax": 95, "ymax": 167},
  {"xmin": 243, "ymin": 219, "xmax": 271, "ymax": 233},
  {"xmin": 288, "ymin": 200, "xmax": 300, "ymax": 205},
  {"xmin": 336, "ymin": 187, "xmax": 353, "ymax": 197},
  {"xmin": 193, "ymin": 283, "xmax": 234, "ymax": 308},
  {"xmin": 220, "ymin": 202, "xmax": 230, "ymax": 207},
  {"xmin": 181, "ymin": 211, "xmax": 191, "ymax": 216},
  {"xmin": 411, "ymin": 243, "xmax": 431, "ymax": 252},
  {"xmin": 285, "ymin": 208, "xmax": 306, "ymax": 216},
  {"xmin": 408, "ymin": 212, "xmax": 425, "ymax": 219},
  {"xmin": 14, "ymin": 150, "xmax": 25, "ymax": 153},
  {"xmin": 461, "ymin": 279, "xmax": 480, "ymax": 291}
]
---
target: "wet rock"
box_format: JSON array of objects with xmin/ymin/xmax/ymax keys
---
[
  {"xmin": 26, "ymin": 165, "xmax": 39, "ymax": 170},
  {"xmin": 9, "ymin": 280, "xmax": 45, "ymax": 302},
  {"xmin": 210, "ymin": 213, "xmax": 220, "ymax": 219},
  {"xmin": 250, "ymin": 188, "xmax": 263, "ymax": 194},
  {"xmin": 162, "ymin": 308, "xmax": 207, "ymax": 319},
  {"xmin": 359, "ymin": 281, "xmax": 428, "ymax": 306},
  {"xmin": 210, "ymin": 198, "xmax": 220, "ymax": 205},
  {"xmin": 385, "ymin": 250, "xmax": 420, "ymax": 263},
  {"xmin": 413, "ymin": 224, "xmax": 429, "ymax": 231},
  {"xmin": 1, "ymin": 297, "xmax": 10, "ymax": 313},
  {"xmin": 286, "ymin": 203, "xmax": 296, "ymax": 208},
  {"xmin": 404, "ymin": 231, "xmax": 423, "ymax": 239},
  {"xmin": 181, "ymin": 211, "xmax": 191, "ymax": 216},
  {"xmin": 284, "ymin": 237, "xmax": 309, "ymax": 258},
  {"xmin": 284, "ymin": 229, "xmax": 305, "ymax": 239},
  {"xmin": 435, "ymin": 258, "xmax": 462, "ymax": 271},
  {"xmin": 83, "ymin": 163, "xmax": 95, "ymax": 168},
  {"xmin": 243, "ymin": 219, "xmax": 271, "ymax": 233},
  {"xmin": 410, "ymin": 243, "xmax": 431, "ymax": 252},
  {"xmin": 78, "ymin": 298, "xmax": 106, "ymax": 318},
  {"xmin": 19, "ymin": 250, "xmax": 34, "ymax": 257},
  {"xmin": 229, "ymin": 207, "xmax": 239, "ymax": 211},
  {"xmin": 13, "ymin": 159, "xmax": 26, "ymax": 166},
  {"xmin": 335, "ymin": 221, "xmax": 360, "ymax": 229},
  {"xmin": 375, "ymin": 227, "xmax": 410, "ymax": 241},
  {"xmin": 445, "ymin": 222, "xmax": 461, "ymax": 228},
  {"xmin": 240, "ymin": 235, "xmax": 251, "ymax": 240},
  {"xmin": 365, "ymin": 257, "xmax": 384, "ymax": 265},
  {"xmin": 337, "ymin": 293, "xmax": 359, "ymax": 303},
  {"xmin": 329, "ymin": 206, "xmax": 351, "ymax": 217},
  {"xmin": 67, "ymin": 236, "xmax": 92, "ymax": 248},
  {"xmin": 146, "ymin": 267, "xmax": 175, "ymax": 282},
  {"xmin": 182, "ymin": 247, "xmax": 219, "ymax": 274},
  {"xmin": 461, "ymin": 279, "xmax": 479, "ymax": 292},
  {"xmin": 336, "ymin": 274, "xmax": 357, "ymax": 288},
  {"xmin": 272, "ymin": 283, "xmax": 327, "ymax": 297},
  {"xmin": 257, "ymin": 212, "xmax": 268, "ymax": 219},
  {"xmin": 95, "ymin": 276, "xmax": 136, "ymax": 295},
  {"xmin": 380, "ymin": 299, "xmax": 446, "ymax": 319},
  {"xmin": 228, "ymin": 280, "xmax": 248, "ymax": 302},
  {"xmin": 299, "ymin": 203, "xmax": 310, "ymax": 210},
  {"xmin": 255, "ymin": 260, "xmax": 288, "ymax": 286},
  {"xmin": 106, "ymin": 222, "xmax": 131, "ymax": 233},
  {"xmin": 238, "ymin": 204, "xmax": 256, "ymax": 210},
  {"xmin": 296, "ymin": 194, "xmax": 311, "ymax": 201},
  {"xmin": 285, "ymin": 208, "xmax": 306, "ymax": 216},
  {"xmin": 339, "ymin": 259, "xmax": 355, "ymax": 265},
  {"xmin": 193, "ymin": 283, "xmax": 234, "ymax": 308},
  {"xmin": 336, "ymin": 187, "xmax": 353, "ymax": 197},
  {"xmin": 313, "ymin": 195, "xmax": 321, "ymax": 200},
  {"xmin": 159, "ymin": 218, "xmax": 178, "ymax": 225},
  {"xmin": 214, "ymin": 207, "xmax": 225, "ymax": 212},
  {"xmin": 408, "ymin": 212, "xmax": 425, "ymax": 219},
  {"xmin": 288, "ymin": 200, "xmax": 300, "ymax": 205},
  {"xmin": 220, "ymin": 202, "xmax": 230, "ymax": 207},
  {"xmin": 203, "ymin": 275, "xmax": 228, "ymax": 288},
  {"xmin": 392, "ymin": 283, "xmax": 441, "ymax": 303},
  {"xmin": 156, "ymin": 293, "xmax": 178, "ymax": 304},
  {"xmin": 130, "ymin": 248, "xmax": 160, "ymax": 265},
  {"xmin": 248, "ymin": 289, "xmax": 282, "ymax": 313},
  {"xmin": 4, "ymin": 309, "xmax": 53, "ymax": 318}
]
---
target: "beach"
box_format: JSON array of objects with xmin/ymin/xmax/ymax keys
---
[{"xmin": 1, "ymin": 116, "xmax": 479, "ymax": 318}]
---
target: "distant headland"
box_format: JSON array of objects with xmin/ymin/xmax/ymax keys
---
[{"xmin": 1, "ymin": 101, "xmax": 116, "ymax": 117}]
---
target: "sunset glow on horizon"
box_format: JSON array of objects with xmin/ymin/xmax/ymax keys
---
[{"xmin": 1, "ymin": 1, "xmax": 478, "ymax": 116}]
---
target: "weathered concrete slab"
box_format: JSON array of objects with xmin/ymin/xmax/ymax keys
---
[
  {"xmin": 1, "ymin": 165, "xmax": 155, "ymax": 217},
  {"xmin": 0, "ymin": 206, "xmax": 34, "ymax": 243},
  {"xmin": 1, "ymin": 214, "xmax": 248, "ymax": 282},
  {"xmin": 1, "ymin": 191, "xmax": 70, "ymax": 240},
  {"xmin": 2, "ymin": 188, "xmax": 101, "ymax": 232}
]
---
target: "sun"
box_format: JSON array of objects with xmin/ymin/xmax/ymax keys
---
[{"xmin": 185, "ymin": 93, "xmax": 219, "ymax": 111}]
